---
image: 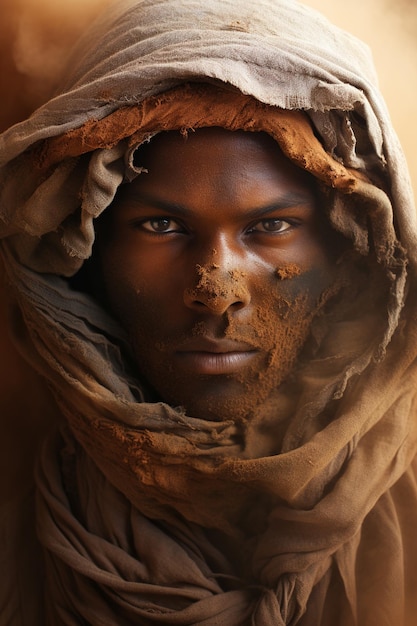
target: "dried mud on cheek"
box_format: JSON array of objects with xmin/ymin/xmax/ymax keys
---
[
  {"xmin": 275, "ymin": 264, "xmax": 302, "ymax": 281},
  {"xmin": 226, "ymin": 291, "xmax": 314, "ymax": 382},
  {"xmin": 222, "ymin": 260, "xmax": 344, "ymax": 420}
]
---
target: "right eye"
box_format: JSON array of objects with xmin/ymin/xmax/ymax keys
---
[{"xmin": 139, "ymin": 217, "xmax": 183, "ymax": 233}]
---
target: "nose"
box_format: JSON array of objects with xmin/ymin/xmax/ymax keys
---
[{"xmin": 183, "ymin": 262, "xmax": 251, "ymax": 315}]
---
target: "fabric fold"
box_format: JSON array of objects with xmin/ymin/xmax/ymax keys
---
[{"xmin": 1, "ymin": 0, "xmax": 417, "ymax": 624}]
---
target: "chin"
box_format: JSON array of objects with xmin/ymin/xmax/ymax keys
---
[{"xmin": 160, "ymin": 381, "xmax": 278, "ymax": 424}]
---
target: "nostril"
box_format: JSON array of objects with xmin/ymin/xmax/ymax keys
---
[
  {"xmin": 183, "ymin": 279, "xmax": 250, "ymax": 314},
  {"xmin": 183, "ymin": 262, "xmax": 251, "ymax": 314}
]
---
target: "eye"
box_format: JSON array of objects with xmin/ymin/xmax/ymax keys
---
[
  {"xmin": 140, "ymin": 217, "xmax": 183, "ymax": 233},
  {"xmin": 248, "ymin": 218, "xmax": 293, "ymax": 234}
]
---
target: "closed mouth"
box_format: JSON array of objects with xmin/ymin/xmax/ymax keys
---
[
  {"xmin": 175, "ymin": 342, "xmax": 259, "ymax": 375},
  {"xmin": 176, "ymin": 336, "xmax": 257, "ymax": 354}
]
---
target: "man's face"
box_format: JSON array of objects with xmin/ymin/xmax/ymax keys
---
[{"xmin": 95, "ymin": 127, "xmax": 337, "ymax": 422}]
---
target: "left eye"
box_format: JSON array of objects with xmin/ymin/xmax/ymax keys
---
[
  {"xmin": 249, "ymin": 219, "xmax": 292, "ymax": 233},
  {"xmin": 141, "ymin": 218, "xmax": 181, "ymax": 233}
]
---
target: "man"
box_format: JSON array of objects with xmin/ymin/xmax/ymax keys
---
[
  {"xmin": 92, "ymin": 126, "xmax": 339, "ymax": 425},
  {"xmin": 0, "ymin": 1, "xmax": 416, "ymax": 624}
]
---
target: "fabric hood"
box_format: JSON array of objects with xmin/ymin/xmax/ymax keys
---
[{"xmin": 1, "ymin": 1, "xmax": 417, "ymax": 625}]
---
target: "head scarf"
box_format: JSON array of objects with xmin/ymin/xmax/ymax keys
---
[{"xmin": 1, "ymin": 1, "xmax": 417, "ymax": 625}]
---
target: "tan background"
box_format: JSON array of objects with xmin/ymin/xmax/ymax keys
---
[{"xmin": 0, "ymin": 0, "xmax": 416, "ymax": 499}]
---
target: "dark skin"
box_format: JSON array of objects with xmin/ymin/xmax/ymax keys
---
[{"xmin": 94, "ymin": 127, "xmax": 338, "ymax": 422}]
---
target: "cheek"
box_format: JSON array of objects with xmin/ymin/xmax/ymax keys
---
[
  {"xmin": 275, "ymin": 229, "xmax": 339, "ymax": 304},
  {"xmin": 97, "ymin": 245, "xmax": 147, "ymax": 328},
  {"xmin": 258, "ymin": 222, "xmax": 339, "ymax": 306},
  {"xmin": 276, "ymin": 264, "xmax": 337, "ymax": 306},
  {"xmin": 226, "ymin": 256, "xmax": 337, "ymax": 374},
  {"xmin": 98, "ymin": 245, "xmax": 184, "ymax": 346}
]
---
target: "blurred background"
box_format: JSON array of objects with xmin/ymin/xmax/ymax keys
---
[{"xmin": 0, "ymin": 0, "xmax": 416, "ymax": 499}]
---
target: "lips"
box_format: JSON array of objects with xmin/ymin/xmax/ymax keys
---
[{"xmin": 175, "ymin": 337, "xmax": 259, "ymax": 375}]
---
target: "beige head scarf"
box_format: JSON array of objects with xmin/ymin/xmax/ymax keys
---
[{"xmin": 1, "ymin": 1, "xmax": 417, "ymax": 625}]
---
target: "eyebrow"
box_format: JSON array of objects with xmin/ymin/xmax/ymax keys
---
[{"xmin": 120, "ymin": 190, "xmax": 315, "ymax": 218}]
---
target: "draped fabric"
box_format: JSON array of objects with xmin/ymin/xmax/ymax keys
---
[{"xmin": 1, "ymin": 1, "xmax": 417, "ymax": 624}]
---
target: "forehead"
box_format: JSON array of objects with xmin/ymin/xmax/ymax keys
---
[{"xmin": 127, "ymin": 127, "xmax": 317, "ymax": 207}]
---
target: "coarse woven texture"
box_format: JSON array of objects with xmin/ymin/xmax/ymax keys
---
[{"xmin": 1, "ymin": 0, "xmax": 417, "ymax": 625}]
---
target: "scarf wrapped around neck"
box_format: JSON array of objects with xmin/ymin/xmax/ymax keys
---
[{"xmin": 1, "ymin": 1, "xmax": 417, "ymax": 624}]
